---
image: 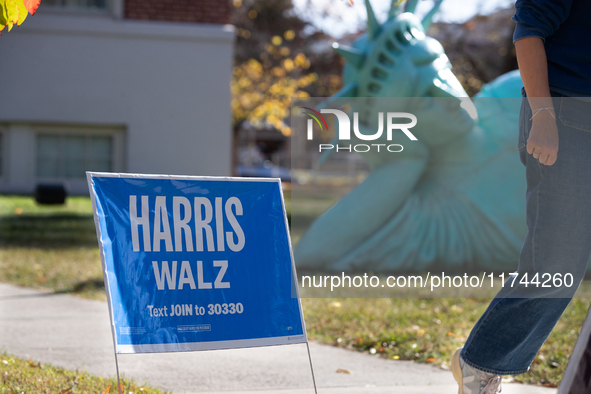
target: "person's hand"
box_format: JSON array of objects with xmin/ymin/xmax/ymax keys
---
[{"xmin": 527, "ymin": 109, "xmax": 559, "ymax": 166}]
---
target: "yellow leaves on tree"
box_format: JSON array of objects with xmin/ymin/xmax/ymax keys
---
[
  {"xmin": 0, "ymin": 0, "xmax": 40, "ymax": 34},
  {"xmin": 232, "ymin": 50, "xmax": 316, "ymax": 136}
]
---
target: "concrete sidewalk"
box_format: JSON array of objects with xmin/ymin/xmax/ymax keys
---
[{"xmin": 0, "ymin": 283, "xmax": 556, "ymax": 394}]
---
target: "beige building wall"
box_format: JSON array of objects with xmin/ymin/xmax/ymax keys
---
[{"xmin": 0, "ymin": 12, "xmax": 234, "ymax": 195}]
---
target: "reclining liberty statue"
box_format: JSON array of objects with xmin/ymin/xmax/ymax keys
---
[{"xmin": 294, "ymin": 0, "xmax": 536, "ymax": 273}]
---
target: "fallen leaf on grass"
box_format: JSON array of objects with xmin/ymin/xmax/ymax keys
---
[
  {"xmin": 28, "ymin": 359, "xmax": 40, "ymax": 368},
  {"xmin": 102, "ymin": 385, "xmax": 111, "ymax": 394}
]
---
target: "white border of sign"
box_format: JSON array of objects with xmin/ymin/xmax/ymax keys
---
[{"xmin": 86, "ymin": 172, "xmax": 308, "ymax": 354}]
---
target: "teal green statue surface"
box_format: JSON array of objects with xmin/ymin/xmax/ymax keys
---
[{"xmin": 294, "ymin": 0, "xmax": 532, "ymax": 273}]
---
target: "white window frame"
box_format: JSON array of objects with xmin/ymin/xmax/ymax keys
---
[
  {"xmin": 33, "ymin": 125, "xmax": 126, "ymax": 194},
  {"xmin": 0, "ymin": 124, "xmax": 125, "ymax": 195}
]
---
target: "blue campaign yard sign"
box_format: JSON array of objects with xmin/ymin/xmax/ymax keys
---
[{"xmin": 87, "ymin": 173, "xmax": 306, "ymax": 354}]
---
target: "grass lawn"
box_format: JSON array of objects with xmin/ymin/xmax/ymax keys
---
[
  {"xmin": 0, "ymin": 194, "xmax": 589, "ymax": 388},
  {"xmin": 0, "ymin": 353, "xmax": 167, "ymax": 393},
  {"xmin": 0, "ymin": 196, "xmax": 106, "ymax": 300}
]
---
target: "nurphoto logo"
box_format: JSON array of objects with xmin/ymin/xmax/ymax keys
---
[{"xmin": 301, "ymin": 107, "xmax": 418, "ymax": 153}]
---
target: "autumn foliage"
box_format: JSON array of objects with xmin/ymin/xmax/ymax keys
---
[
  {"xmin": 232, "ymin": 51, "xmax": 318, "ymax": 136},
  {"xmin": 231, "ymin": 0, "xmax": 342, "ymax": 137},
  {"xmin": 0, "ymin": 0, "xmax": 40, "ymax": 33}
]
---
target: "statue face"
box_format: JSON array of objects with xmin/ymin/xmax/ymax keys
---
[
  {"xmin": 344, "ymin": 13, "xmax": 466, "ymax": 98},
  {"xmin": 341, "ymin": 12, "xmax": 476, "ymax": 140}
]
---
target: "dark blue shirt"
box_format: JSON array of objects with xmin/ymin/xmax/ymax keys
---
[{"xmin": 513, "ymin": 0, "xmax": 591, "ymax": 97}]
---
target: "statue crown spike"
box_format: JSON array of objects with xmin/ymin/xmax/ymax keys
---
[
  {"xmin": 364, "ymin": 0, "xmax": 381, "ymax": 39},
  {"xmin": 335, "ymin": 0, "xmax": 444, "ymax": 73}
]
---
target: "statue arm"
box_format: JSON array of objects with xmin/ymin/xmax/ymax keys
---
[{"xmin": 294, "ymin": 144, "xmax": 429, "ymax": 269}]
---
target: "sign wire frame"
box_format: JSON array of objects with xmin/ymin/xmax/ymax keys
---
[
  {"xmin": 86, "ymin": 171, "xmax": 317, "ymax": 393},
  {"xmin": 277, "ymin": 176, "xmax": 318, "ymax": 393}
]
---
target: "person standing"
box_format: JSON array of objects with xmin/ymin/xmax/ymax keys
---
[{"xmin": 452, "ymin": 0, "xmax": 591, "ymax": 393}]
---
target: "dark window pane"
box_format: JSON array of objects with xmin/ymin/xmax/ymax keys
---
[
  {"xmin": 43, "ymin": 0, "xmax": 107, "ymax": 9},
  {"xmin": 36, "ymin": 133, "xmax": 113, "ymax": 179}
]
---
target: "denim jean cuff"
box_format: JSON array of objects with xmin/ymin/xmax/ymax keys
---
[{"xmin": 460, "ymin": 349, "xmax": 530, "ymax": 376}]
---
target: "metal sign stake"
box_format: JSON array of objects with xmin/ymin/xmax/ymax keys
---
[
  {"xmin": 114, "ymin": 351, "xmax": 122, "ymax": 394},
  {"xmin": 306, "ymin": 342, "xmax": 318, "ymax": 393}
]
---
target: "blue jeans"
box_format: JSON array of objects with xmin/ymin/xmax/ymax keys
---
[{"xmin": 461, "ymin": 91, "xmax": 591, "ymax": 375}]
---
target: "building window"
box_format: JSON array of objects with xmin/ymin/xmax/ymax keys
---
[
  {"xmin": 36, "ymin": 134, "xmax": 112, "ymax": 179},
  {"xmin": 42, "ymin": 0, "xmax": 107, "ymax": 10}
]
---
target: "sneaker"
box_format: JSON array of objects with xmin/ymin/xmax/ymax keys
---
[{"xmin": 451, "ymin": 348, "xmax": 502, "ymax": 394}]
